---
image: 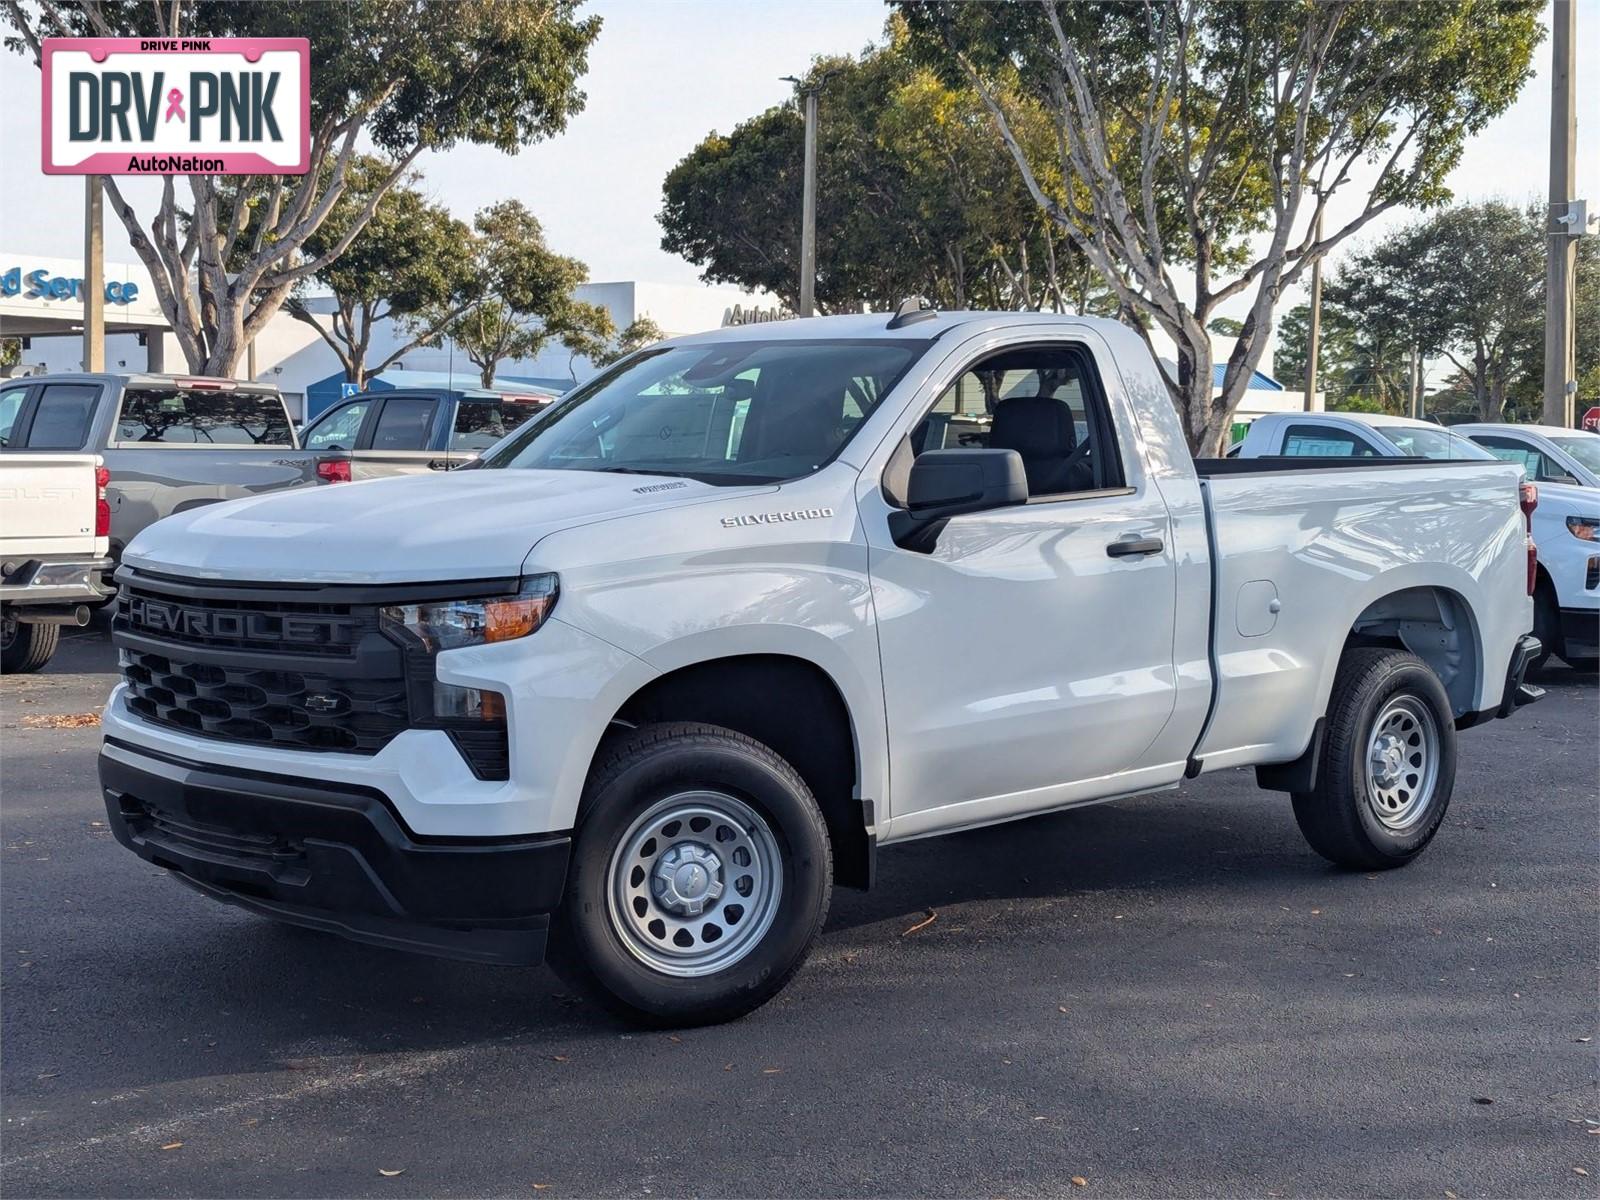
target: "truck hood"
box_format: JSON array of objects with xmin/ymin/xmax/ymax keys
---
[{"xmin": 122, "ymin": 469, "xmax": 759, "ymax": 583}]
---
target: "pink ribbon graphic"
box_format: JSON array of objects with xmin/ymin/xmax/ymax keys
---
[{"xmin": 164, "ymin": 88, "xmax": 185, "ymax": 123}]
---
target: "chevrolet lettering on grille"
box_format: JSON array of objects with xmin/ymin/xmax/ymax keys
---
[{"xmin": 126, "ymin": 596, "xmax": 356, "ymax": 648}]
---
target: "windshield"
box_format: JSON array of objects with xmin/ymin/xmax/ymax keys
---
[
  {"xmin": 1372, "ymin": 425, "xmax": 1495, "ymax": 461},
  {"xmin": 1549, "ymin": 435, "xmax": 1600, "ymax": 478},
  {"xmin": 480, "ymin": 339, "xmax": 925, "ymax": 484}
]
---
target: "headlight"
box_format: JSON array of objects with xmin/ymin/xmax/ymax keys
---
[
  {"xmin": 1567, "ymin": 516, "xmax": 1600, "ymax": 542},
  {"xmin": 379, "ymin": 574, "xmax": 558, "ymax": 652}
]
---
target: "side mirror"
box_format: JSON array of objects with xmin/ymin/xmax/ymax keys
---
[{"xmin": 888, "ymin": 448, "xmax": 1028, "ymax": 552}]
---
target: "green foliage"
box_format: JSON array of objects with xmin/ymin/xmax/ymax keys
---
[
  {"xmin": 659, "ymin": 21, "xmax": 1115, "ymax": 315},
  {"xmin": 282, "ymin": 156, "xmax": 477, "ymax": 385},
  {"xmin": 593, "ymin": 317, "xmax": 667, "ymax": 369},
  {"xmin": 895, "ymin": 0, "xmax": 1544, "ymax": 452},
  {"xmin": 0, "ymin": 339, "xmax": 18, "ymax": 371},
  {"xmin": 1206, "ymin": 318, "xmax": 1243, "ymax": 338},
  {"xmin": 439, "ymin": 201, "xmax": 612, "ymax": 388},
  {"xmin": 1323, "ymin": 201, "xmax": 1598, "ymax": 421}
]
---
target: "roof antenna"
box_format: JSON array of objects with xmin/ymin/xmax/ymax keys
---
[{"xmin": 887, "ymin": 296, "xmax": 938, "ymax": 330}]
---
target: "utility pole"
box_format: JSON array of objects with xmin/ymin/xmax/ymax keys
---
[
  {"xmin": 781, "ymin": 70, "xmax": 837, "ymax": 318},
  {"xmin": 1543, "ymin": 0, "xmax": 1577, "ymax": 428},
  {"xmin": 1303, "ymin": 210, "xmax": 1324, "ymax": 412},
  {"xmin": 83, "ymin": 176, "xmax": 104, "ymax": 372},
  {"xmin": 799, "ymin": 86, "xmax": 818, "ymax": 318}
]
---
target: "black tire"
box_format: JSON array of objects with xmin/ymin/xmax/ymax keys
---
[
  {"xmin": 1, "ymin": 613, "xmax": 60, "ymax": 674},
  {"xmin": 1291, "ymin": 648, "xmax": 1457, "ymax": 871},
  {"xmin": 1531, "ymin": 578, "xmax": 1561, "ymax": 673},
  {"xmin": 548, "ymin": 722, "xmax": 833, "ymax": 1027}
]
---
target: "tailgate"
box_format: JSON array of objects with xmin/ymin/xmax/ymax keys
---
[{"xmin": 0, "ymin": 453, "xmax": 100, "ymax": 555}]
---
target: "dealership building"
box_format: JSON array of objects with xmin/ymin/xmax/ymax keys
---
[{"xmin": 0, "ymin": 251, "xmax": 1321, "ymax": 420}]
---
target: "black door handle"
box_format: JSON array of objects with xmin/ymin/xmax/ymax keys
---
[{"xmin": 1106, "ymin": 536, "xmax": 1164, "ymax": 558}]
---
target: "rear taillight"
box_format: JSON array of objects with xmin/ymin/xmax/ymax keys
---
[
  {"xmin": 1520, "ymin": 482, "xmax": 1539, "ymax": 596},
  {"xmin": 317, "ymin": 458, "xmax": 351, "ymax": 484},
  {"xmin": 94, "ymin": 465, "xmax": 110, "ymax": 538}
]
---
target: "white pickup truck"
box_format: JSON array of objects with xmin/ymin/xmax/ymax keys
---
[
  {"xmin": 98, "ymin": 311, "xmax": 1542, "ymax": 1025},
  {"xmin": 1, "ymin": 452, "xmax": 112, "ymax": 672}
]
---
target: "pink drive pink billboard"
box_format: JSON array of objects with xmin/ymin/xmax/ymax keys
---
[{"xmin": 41, "ymin": 37, "xmax": 310, "ymax": 175}]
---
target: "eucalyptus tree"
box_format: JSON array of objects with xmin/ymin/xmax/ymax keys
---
[{"xmin": 900, "ymin": 0, "xmax": 1543, "ymax": 452}]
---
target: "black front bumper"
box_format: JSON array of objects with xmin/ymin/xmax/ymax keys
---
[
  {"xmin": 99, "ymin": 738, "xmax": 570, "ymax": 966},
  {"xmin": 1559, "ymin": 607, "xmax": 1599, "ymax": 658}
]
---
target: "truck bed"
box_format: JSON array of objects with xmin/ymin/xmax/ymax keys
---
[{"xmin": 1191, "ymin": 459, "xmax": 1531, "ymax": 771}]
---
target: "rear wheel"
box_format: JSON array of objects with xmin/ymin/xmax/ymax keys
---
[
  {"xmin": 549, "ymin": 723, "xmax": 833, "ymax": 1027},
  {"xmin": 1, "ymin": 611, "xmax": 60, "ymax": 674},
  {"xmin": 1292, "ymin": 648, "xmax": 1456, "ymax": 870},
  {"xmin": 1531, "ymin": 578, "xmax": 1561, "ymax": 673}
]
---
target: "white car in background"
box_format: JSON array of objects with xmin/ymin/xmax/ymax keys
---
[
  {"xmin": 1455, "ymin": 424, "xmax": 1600, "ymax": 672},
  {"xmin": 1234, "ymin": 412, "xmax": 1598, "ymax": 671},
  {"xmin": 1230, "ymin": 410, "xmax": 1495, "ymax": 462}
]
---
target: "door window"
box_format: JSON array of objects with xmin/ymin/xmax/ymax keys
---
[
  {"xmin": 369, "ymin": 397, "xmax": 438, "ymax": 451},
  {"xmin": 907, "ymin": 344, "xmax": 1123, "ymax": 497},
  {"xmin": 302, "ymin": 400, "xmax": 371, "ymax": 451},
  {"xmin": 1280, "ymin": 425, "xmax": 1381, "ymax": 457},
  {"xmin": 450, "ymin": 399, "xmax": 543, "ymax": 450},
  {"xmin": 0, "ymin": 388, "xmax": 27, "ymax": 447},
  {"xmin": 1470, "ymin": 435, "xmax": 1559, "ymax": 480},
  {"xmin": 116, "ymin": 387, "xmax": 292, "ymax": 445},
  {"xmin": 25, "ymin": 383, "xmax": 98, "ymax": 449}
]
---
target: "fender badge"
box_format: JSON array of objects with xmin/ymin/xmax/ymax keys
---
[{"xmin": 721, "ymin": 507, "xmax": 834, "ymax": 528}]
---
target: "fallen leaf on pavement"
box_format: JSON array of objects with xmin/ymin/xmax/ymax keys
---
[
  {"xmin": 160, "ymin": 1142, "xmax": 183, "ymax": 1151},
  {"xmin": 1070, "ymin": 1177, "xmax": 1088, "ymax": 1187},
  {"xmin": 1471, "ymin": 1097, "xmax": 1493, "ymax": 1105},
  {"xmin": 902, "ymin": 910, "xmax": 937, "ymax": 936},
  {"xmin": 378, "ymin": 1168, "xmax": 405, "ymax": 1178},
  {"xmin": 551, "ymin": 1055, "xmax": 569, "ymax": 1063},
  {"xmin": 532, "ymin": 1184, "xmax": 552, "ymax": 1190},
  {"xmin": 762, "ymin": 1067, "xmax": 782, "ymax": 1075},
  {"xmin": 1575, "ymin": 1167, "xmax": 1589, "ymax": 1177},
  {"xmin": 22, "ymin": 712, "xmax": 100, "ymax": 729}
]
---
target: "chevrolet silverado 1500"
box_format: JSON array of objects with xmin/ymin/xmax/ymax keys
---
[
  {"xmin": 0, "ymin": 451, "xmax": 112, "ymax": 671},
  {"xmin": 97, "ymin": 311, "xmax": 1542, "ymax": 1025}
]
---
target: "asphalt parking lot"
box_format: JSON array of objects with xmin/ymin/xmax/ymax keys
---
[{"xmin": 2, "ymin": 623, "xmax": 1596, "ymax": 1199}]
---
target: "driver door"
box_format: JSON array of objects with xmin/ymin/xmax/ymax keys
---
[{"xmin": 861, "ymin": 337, "xmax": 1180, "ymax": 836}]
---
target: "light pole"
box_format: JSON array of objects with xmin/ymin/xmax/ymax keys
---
[
  {"xmin": 1303, "ymin": 210, "xmax": 1324, "ymax": 412},
  {"xmin": 781, "ymin": 70, "xmax": 838, "ymax": 318},
  {"xmin": 1543, "ymin": 0, "xmax": 1578, "ymax": 428}
]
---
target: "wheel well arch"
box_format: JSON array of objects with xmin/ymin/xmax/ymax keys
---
[
  {"xmin": 1345, "ymin": 585, "xmax": 1481, "ymax": 718},
  {"xmin": 599, "ymin": 654, "xmax": 872, "ymax": 889}
]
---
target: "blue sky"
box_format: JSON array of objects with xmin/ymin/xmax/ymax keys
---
[{"xmin": 1, "ymin": 0, "xmax": 1592, "ymax": 309}]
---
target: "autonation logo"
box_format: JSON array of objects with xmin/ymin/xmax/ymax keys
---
[{"xmin": 41, "ymin": 37, "xmax": 309, "ymax": 176}]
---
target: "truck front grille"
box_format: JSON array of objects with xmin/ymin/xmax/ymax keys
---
[
  {"xmin": 120, "ymin": 647, "xmax": 409, "ymax": 754},
  {"xmin": 113, "ymin": 569, "xmax": 412, "ymax": 758}
]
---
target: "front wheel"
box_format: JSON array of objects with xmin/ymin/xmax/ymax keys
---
[
  {"xmin": 549, "ymin": 723, "xmax": 833, "ymax": 1026},
  {"xmin": 1292, "ymin": 648, "xmax": 1457, "ymax": 870}
]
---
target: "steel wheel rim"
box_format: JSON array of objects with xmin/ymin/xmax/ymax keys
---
[
  {"xmin": 1364, "ymin": 694, "xmax": 1440, "ymax": 832},
  {"xmin": 605, "ymin": 790, "xmax": 783, "ymax": 978}
]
